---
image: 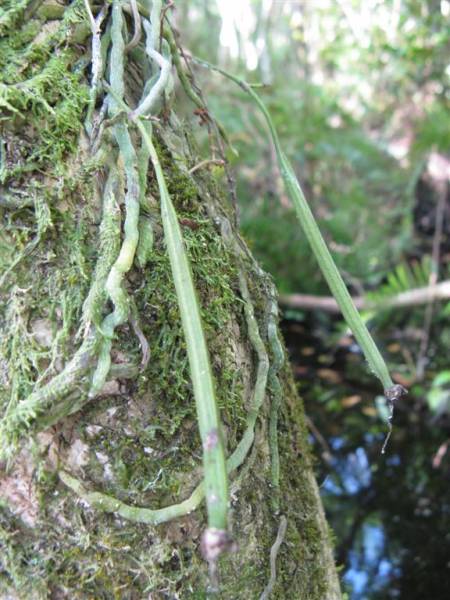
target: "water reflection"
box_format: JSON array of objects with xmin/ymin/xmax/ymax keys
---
[{"xmin": 282, "ymin": 317, "xmax": 450, "ymax": 599}]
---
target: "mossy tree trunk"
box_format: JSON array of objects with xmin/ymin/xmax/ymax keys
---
[{"xmin": 0, "ymin": 2, "xmax": 341, "ymax": 598}]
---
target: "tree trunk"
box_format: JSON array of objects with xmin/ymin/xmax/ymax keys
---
[{"xmin": 0, "ymin": 2, "xmax": 341, "ymax": 598}]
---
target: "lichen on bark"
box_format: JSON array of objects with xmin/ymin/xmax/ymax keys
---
[{"xmin": 0, "ymin": 2, "xmax": 341, "ymax": 597}]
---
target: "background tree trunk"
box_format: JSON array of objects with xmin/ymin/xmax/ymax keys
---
[{"xmin": 0, "ymin": 2, "xmax": 341, "ymax": 597}]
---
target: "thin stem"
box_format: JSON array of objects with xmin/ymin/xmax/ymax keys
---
[
  {"xmin": 137, "ymin": 121, "xmax": 228, "ymax": 533},
  {"xmin": 193, "ymin": 57, "xmax": 396, "ymax": 394},
  {"xmin": 189, "ymin": 159, "xmax": 225, "ymax": 174},
  {"xmin": 267, "ymin": 299, "xmax": 283, "ymax": 513}
]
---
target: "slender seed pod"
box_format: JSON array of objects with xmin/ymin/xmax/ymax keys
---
[{"xmin": 193, "ymin": 58, "xmax": 399, "ymax": 398}]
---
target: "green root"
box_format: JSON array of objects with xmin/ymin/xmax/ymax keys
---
[
  {"xmin": 267, "ymin": 298, "xmax": 284, "ymax": 513},
  {"xmin": 80, "ymin": 155, "xmax": 122, "ymax": 331},
  {"xmin": 90, "ymin": 1, "xmax": 141, "ymax": 397},
  {"xmin": 0, "ymin": 332, "xmax": 98, "ymax": 461},
  {"xmin": 60, "ymin": 263, "xmax": 272, "ymax": 526}
]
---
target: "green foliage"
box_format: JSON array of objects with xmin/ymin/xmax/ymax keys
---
[
  {"xmin": 0, "ymin": 0, "xmax": 89, "ymax": 183},
  {"xmin": 413, "ymin": 102, "xmax": 450, "ymax": 155},
  {"xmin": 189, "ymin": 0, "xmax": 448, "ymax": 304},
  {"xmin": 426, "ymin": 370, "xmax": 450, "ymax": 414},
  {"xmin": 223, "ymin": 85, "xmax": 413, "ymax": 294},
  {"xmin": 368, "ymin": 256, "xmax": 432, "ymax": 302}
]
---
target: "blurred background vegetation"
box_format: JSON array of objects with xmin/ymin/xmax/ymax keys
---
[{"xmin": 171, "ymin": 1, "xmax": 449, "ymax": 598}]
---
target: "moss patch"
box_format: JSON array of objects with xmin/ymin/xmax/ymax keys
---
[{"xmin": 0, "ymin": 4, "xmax": 340, "ymax": 598}]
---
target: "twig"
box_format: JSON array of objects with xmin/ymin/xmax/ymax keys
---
[
  {"xmin": 432, "ymin": 439, "xmax": 449, "ymax": 468},
  {"xmin": 129, "ymin": 299, "xmax": 150, "ymax": 368},
  {"xmin": 279, "ymin": 281, "xmax": 450, "ymax": 313},
  {"xmin": 82, "ymin": 0, "xmax": 96, "ymax": 31},
  {"xmin": 305, "ymin": 415, "xmax": 333, "ymax": 465}
]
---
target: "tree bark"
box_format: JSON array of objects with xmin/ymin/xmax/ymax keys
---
[{"xmin": 0, "ymin": 2, "xmax": 341, "ymax": 598}]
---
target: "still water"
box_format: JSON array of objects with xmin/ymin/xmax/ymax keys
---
[{"xmin": 282, "ymin": 316, "xmax": 450, "ymax": 600}]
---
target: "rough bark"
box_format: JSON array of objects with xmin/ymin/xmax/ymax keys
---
[{"xmin": 0, "ymin": 2, "xmax": 341, "ymax": 598}]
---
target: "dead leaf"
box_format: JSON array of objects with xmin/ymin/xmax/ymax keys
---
[
  {"xmin": 317, "ymin": 369, "xmax": 342, "ymax": 384},
  {"xmin": 341, "ymin": 395, "xmax": 362, "ymax": 408},
  {"xmin": 301, "ymin": 347, "xmax": 315, "ymax": 356}
]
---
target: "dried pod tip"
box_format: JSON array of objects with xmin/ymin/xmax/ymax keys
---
[{"xmin": 385, "ymin": 384, "xmax": 408, "ymax": 403}]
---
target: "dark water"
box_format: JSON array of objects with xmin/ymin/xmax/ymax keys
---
[{"xmin": 281, "ymin": 317, "xmax": 450, "ymax": 600}]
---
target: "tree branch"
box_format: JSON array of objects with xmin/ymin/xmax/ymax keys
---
[{"xmin": 279, "ymin": 281, "xmax": 450, "ymax": 313}]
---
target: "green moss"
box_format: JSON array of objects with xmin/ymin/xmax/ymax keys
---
[
  {"xmin": 0, "ymin": 52, "xmax": 89, "ymax": 178},
  {"xmin": 0, "ymin": 0, "xmax": 32, "ymax": 38},
  {"xmin": 0, "ymin": 178, "xmax": 95, "ymax": 422},
  {"xmin": 132, "ymin": 139, "xmax": 246, "ymax": 445},
  {"xmin": 272, "ymin": 368, "xmax": 330, "ymax": 599},
  {"xmin": 0, "ymin": 5, "xmax": 339, "ymax": 597},
  {"xmin": 1, "ymin": 125, "xmax": 255, "ymax": 596},
  {"xmin": 0, "ymin": 0, "xmax": 87, "ymax": 79},
  {"xmin": 0, "ymin": 19, "xmax": 41, "ymax": 69},
  {"xmin": 0, "ymin": 0, "xmax": 90, "ymax": 185},
  {"xmin": 0, "ymin": 511, "xmax": 47, "ymax": 598}
]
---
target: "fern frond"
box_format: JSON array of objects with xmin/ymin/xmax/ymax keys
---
[{"xmin": 367, "ymin": 256, "xmax": 432, "ymax": 305}]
